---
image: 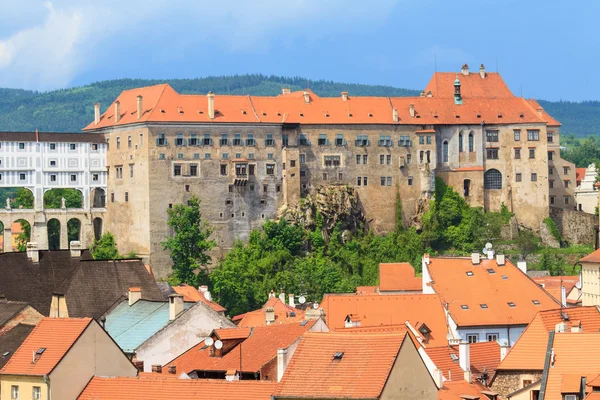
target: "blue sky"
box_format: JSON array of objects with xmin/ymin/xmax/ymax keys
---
[{"xmin": 0, "ymin": 0, "xmax": 597, "ymax": 101}]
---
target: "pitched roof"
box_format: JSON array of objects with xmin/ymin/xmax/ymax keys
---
[
  {"xmin": 0, "ymin": 250, "xmax": 164, "ymax": 318},
  {"xmin": 0, "ymin": 301, "xmax": 28, "ymax": 328},
  {"xmin": 532, "ymin": 276, "xmax": 580, "ymax": 304},
  {"xmin": 165, "ymin": 321, "xmax": 314, "ymax": 375},
  {"xmin": 543, "ymin": 333, "xmax": 600, "ymax": 400},
  {"xmin": 355, "ymin": 286, "xmax": 378, "ymax": 295},
  {"xmin": 526, "ymin": 99, "xmax": 561, "ymax": 127},
  {"xmin": 497, "ymin": 306, "xmax": 600, "ymax": 371},
  {"xmin": 426, "ymin": 257, "xmax": 559, "ymax": 327},
  {"xmin": 577, "ymin": 168, "xmax": 587, "ymax": 185},
  {"xmin": 0, "ymin": 324, "xmax": 36, "ymax": 369},
  {"xmin": 425, "ymin": 342, "xmax": 501, "ymax": 384},
  {"xmin": 580, "ymin": 248, "xmax": 600, "ymax": 263},
  {"xmin": 78, "ymin": 376, "xmax": 278, "ymax": 400},
  {"xmin": 172, "ymin": 284, "xmax": 226, "ymax": 313},
  {"xmin": 274, "ymin": 332, "xmax": 407, "ymax": 399},
  {"xmin": 320, "ymin": 293, "xmax": 449, "ymax": 346},
  {"xmin": 232, "ymin": 297, "xmax": 305, "ymax": 327},
  {"xmin": 378, "ymin": 262, "xmax": 422, "ymax": 291},
  {"xmin": 84, "ymin": 71, "xmax": 556, "ymax": 131},
  {"xmin": 0, "ymin": 131, "xmax": 105, "ymax": 143},
  {"xmin": 0, "ymin": 317, "xmax": 91, "ymax": 375},
  {"xmin": 104, "ymin": 299, "xmax": 194, "ymax": 353},
  {"xmin": 438, "ymin": 380, "xmax": 495, "ymax": 400}
]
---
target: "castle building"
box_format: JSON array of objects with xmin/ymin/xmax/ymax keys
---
[{"xmin": 84, "ymin": 65, "xmax": 571, "ymax": 278}]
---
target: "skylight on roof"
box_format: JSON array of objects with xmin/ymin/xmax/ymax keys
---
[
  {"xmin": 2, "ymin": 352, "xmax": 9, "ymax": 357},
  {"xmin": 450, "ymin": 354, "xmax": 459, "ymax": 361},
  {"xmin": 502, "ymin": 275, "xmax": 508, "ymax": 280},
  {"xmin": 333, "ymin": 352, "xmax": 344, "ymax": 360},
  {"xmin": 487, "ymin": 269, "xmax": 496, "ymax": 274},
  {"xmin": 480, "ymin": 304, "xmax": 488, "ymax": 309},
  {"xmin": 36, "ymin": 348, "xmax": 46, "ymax": 355},
  {"xmin": 507, "ymin": 302, "xmax": 516, "ymax": 307},
  {"xmin": 466, "ymin": 271, "xmax": 474, "ymax": 276},
  {"xmin": 561, "ymin": 311, "xmax": 569, "ymax": 321},
  {"xmin": 368, "ymin": 113, "xmax": 373, "ymax": 117},
  {"xmin": 300, "ymin": 320, "xmax": 308, "ymax": 326},
  {"xmin": 532, "ymin": 300, "xmax": 540, "ymax": 305},
  {"xmin": 461, "ymin": 305, "xmax": 469, "ymax": 310}
]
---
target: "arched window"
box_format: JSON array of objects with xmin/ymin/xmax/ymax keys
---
[
  {"xmin": 443, "ymin": 140, "xmax": 449, "ymax": 163},
  {"xmin": 484, "ymin": 169, "xmax": 502, "ymax": 189},
  {"xmin": 468, "ymin": 132, "xmax": 474, "ymax": 152},
  {"xmin": 459, "ymin": 132, "xmax": 464, "ymax": 152}
]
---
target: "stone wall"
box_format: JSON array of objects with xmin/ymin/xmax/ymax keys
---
[
  {"xmin": 491, "ymin": 370, "xmax": 542, "ymax": 399},
  {"xmin": 550, "ymin": 206, "xmax": 598, "ymax": 246}
]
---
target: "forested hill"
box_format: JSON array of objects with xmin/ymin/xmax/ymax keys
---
[{"xmin": 0, "ymin": 74, "xmax": 598, "ymax": 135}]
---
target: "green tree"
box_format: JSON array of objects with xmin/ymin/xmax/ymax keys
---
[
  {"xmin": 43, "ymin": 189, "xmax": 83, "ymax": 208},
  {"xmin": 14, "ymin": 188, "xmax": 34, "ymax": 209},
  {"xmin": 90, "ymin": 232, "xmax": 120, "ymax": 260},
  {"xmin": 516, "ymin": 230, "xmax": 538, "ymax": 259},
  {"xmin": 395, "ymin": 187, "xmax": 404, "ymax": 233},
  {"xmin": 15, "ymin": 220, "xmax": 31, "ymax": 252},
  {"xmin": 163, "ymin": 196, "xmax": 215, "ymax": 286}
]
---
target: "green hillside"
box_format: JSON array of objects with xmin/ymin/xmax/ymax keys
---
[{"xmin": 0, "ymin": 74, "xmax": 597, "ymax": 135}]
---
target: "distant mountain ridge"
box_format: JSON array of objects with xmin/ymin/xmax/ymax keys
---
[{"xmin": 0, "ymin": 74, "xmax": 597, "ymax": 136}]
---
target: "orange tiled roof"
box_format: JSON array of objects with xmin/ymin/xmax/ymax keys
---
[
  {"xmin": 543, "ymin": 333, "xmax": 600, "ymax": 400},
  {"xmin": 232, "ymin": 297, "xmax": 304, "ymax": 327},
  {"xmin": 274, "ymin": 332, "xmax": 408, "ymax": 399},
  {"xmin": 355, "ymin": 286, "xmax": 377, "ymax": 295},
  {"xmin": 532, "ymin": 276, "xmax": 580, "ymax": 304},
  {"xmin": 84, "ymin": 71, "xmax": 556, "ymax": 130},
  {"xmin": 425, "ymin": 342, "xmax": 500, "ymax": 383},
  {"xmin": 0, "ymin": 317, "xmax": 91, "ymax": 375},
  {"xmin": 438, "ymin": 380, "xmax": 493, "ymax": 400},
  {"xmin": 78, "ymin": 376, "xmax": 278, "ymax": 400},
  {"xmin": 497, "ymin": 306, "xmax": 600, "ymax": 371},
  {"xmin": 378, "ymin": 263, "xmax": 422, "ymax": 292},
  {"xmin": 164, "ymin": 321, "xmax": 314, "ymax": 375},
  {"xmin": 427, "ymin": 257, "xmax": 559, "ymax": 327},
  {"xmin": 452, "ymin": 166, "xmax": 484, "ymax": 172},
  {"xmin": 580, "ymin": 248, "xmax": 600, "ymax": 263},
  {"xmin": 526, "ymin": 99, "xmax": 562, "ymax": 127},
  {"xmin": 214, "ymin": 327, "xmax": 252, "ymax": 340},
  {"xmin": 172, "ymin": 284, "xmax": 226, "ymax": 313},
  {"xmin": 320, "ymin": 293, "xmax": 449, "ymax": 346},
  {"xmin": 576, "ymin": 168, "xmax": 587, "ymax": 186}
]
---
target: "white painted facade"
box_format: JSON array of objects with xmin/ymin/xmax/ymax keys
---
[
  {"xmin": 582, "ymin": 260, "xmax": 600, "ymax": 306},
  {"xmin": 575, "ymin": 163, "xmax": 598, "ymax": 214}
]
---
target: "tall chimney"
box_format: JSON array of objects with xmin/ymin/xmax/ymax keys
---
[
  {"xmin": 561, "ymin": 285, "xmax": 567, "ymax": 307},
  {"xmin": 409, "ymin": 104, "xmax": 415, "ymax": 118},
  {"xmin": 479, "ymin": 64, "xmax": 486, "ymax": 79},
  {"xmin": 537, "ymin": 108, "xmax": 544, "ymax": 117},
  {"xmin": 199, "ymin": 285, "xmax": 212, "ymax": 302},
  {"xmin": 114, "ymin": 101, "xmax": 121, "ymax": 123},
  {"xmin": 169, "ymin": 294, "xmax": 184, "ymax": 320},
  {"xmin": 281, "ymin": 88, "xmax": 291, "ymax": 95},
  {"xmin": 279, "ymin": 291, "xmax": 286, "ymax": 303},
  {"xmin": 207, "ymin": 92, "xmax": 215, "ymax": 119},
  {"xmin": 496, "ymin": 253, "xmax": 505, "ymax": 266},
  {"xmin": 392, "ymin": 108, "xmax": 399, "ymax": 123},
  {"xmin": 517, "ymin": 258, "xmax": 527, "ymax": 274},
  {"xmin": 459, "ymin": 342, "xmax": 471, "ymax": 382},
  {"xmin": 94, "ymin": 103, "xmax": 101, "ymax": 125},
  {"xmin": 70, "ymin": 241, "xmax": 82, "ymax": 258},
  {"xmin": 303, "ymin": 90, "xmax": 310, "ymax": 104},
  {"xmin": 129, "ymin": 287, "xmax": 141, "ymax": 306},
  {"xmin": 500, "ymin": 344, "xmax": 510, "ymax": 361},
  {"xmin": 137, "ymin": 95, "xmax": 143, "ymax": 119},
  {"xmin": 266, "ymin": 306, "xmax": 275, "ymax": 325},
  {"xmin": 168, "ymin": 365, "xmax": 177, "ymax": 375},
  {"xmin": 461, "ymin": 64, "xmax": 469, "ymax": 76},
  {"xmin": 341, "ymin": 92, "xmax": 348, "ymax": 101},
  {"xmin": 288, "ymin": 294, "xmax": 295, "ymax": 308},
  {"xmin": 471, "ymin": 251, "xmax": 480, "ymax": 265},
  {"xmin": 277, "ymin": 348, "xmax": 288, "ymax": 382},
  {"xmin": 26, "ymin": 242, "xmax": 39, "ymax": 263}
]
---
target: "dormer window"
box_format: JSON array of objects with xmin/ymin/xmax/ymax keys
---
[
  {"xmin": 418, "ymin": 323, "xmax": 432, "ymax": 344},
  {"xmin": 507, "ymin": 302, "xmax": 516, "ymax": 307},
  {"xmin": 532, "ymin": 300, "xmax": 540, "ymax": 305},
  {"xmin": 466, "ymin": 271, "xmax": 474, "ymax": 276},
  {"xmin": 461, "ymin": 305, "xmax": 469, "ymax": 310},
  {"xmin": 480, "ymin": 304, "xmax": 488, "ymax": 309}
]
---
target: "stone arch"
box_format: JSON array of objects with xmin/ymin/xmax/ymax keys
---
[
  {"xmin": 0, "ymin": 187, "xmax": 34, "ymax": 210},
  {"xmin": 468, "ymin": 131, "xmax": 474, "ymax": 152},
  {"xmin": 442, "ymin": 140, "xmax": 449, "ymax": 163},
  {"xmin": 91, "ymin": 187, "xmax": 106, "ymax": 208},
  {"xmin": 93, "ymin": 217, "xmax": 103, "ymax": 241},
  {"xmin": 12, "ymin": 219, "xmax": 31, "ymax": 252},
  {"xmin": 47, "ymin": 218, "xmax": 61, "ymax": 250},
  {"xmin": 458, "ymin": 131, "xmax": 464, "ymax": 152},
  {"xmin": 43, "ymin": 188, "xmax": 83, "ymax": 209},
  {"xmin": 67, "ymin": 218, "xmax": 82, "ymax": 245},
  {"xmin": 484, "ymin": 169, "xmax": 502, "ymax": 190}
]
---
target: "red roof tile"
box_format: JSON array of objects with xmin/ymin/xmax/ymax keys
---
[
  {"xmin": 355, "ymin": 286, "xmax": 378, "ymax": 295},
  {"xmin": 164, "ymin": 321, "xmax": 314, "ymax": 375},
  {"xmin": 274, "ymin": 332, "xmax": 408, "ymax": 399},
  {"xmin": 424, "ymin": 71, "xmax": 514, "ymax": 98},
  {"xmin": 232, "ymin": 297, "xmax": 304, "ymax": 327},
  {"xmin": 425, "ymin": 342, "xmax": 500, "ymax": 383},
  {"xmin": 78, "ymin": 376, "xmax": 277, "ymax": 400},
  {"xmin": 438, "ymin": 380, "xmax": 493, "ymax": 400},
  {"xmin": 576, "ymin": 168, "xmax": 587, "ymax": 186},
  {"xmin": 532, "ymin": 276, "xmax": 580, "ymax": 304},
  {"xmin": 172, "ymin": 284, "xmax": 226, "ymax": 313},
  {"xmin": 580, "ymin": 248, "xmax": 600, "ymax": 263},
  {"xmin": 0, "ymin": 317, "xmax": 91, "ymax": 376},
  {"xmin": 320, "ymin": 293, "xmax": 449, "ymax": 346},
  {"xmin": 426, "ymin": 257, "xmax": 559, "ymax": 327},
  {"xmin": 378, "ymin": 263, "xmax": 422, "ymax": 292}
]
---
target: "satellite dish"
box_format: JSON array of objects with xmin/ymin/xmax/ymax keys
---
[
  {"xmin": 482, "ymin": 247, "xmax": 488, "ymax": 255},
  {"xmin": 485, "ymin": 242, "xmax": 493, "ymax": 250},
  {"xmin": 298, "ymin": 295, "xmax": 306, "ymax": 305},
  {"xmin": 204, "ymin": 337, "xmax": 214, "ymax": 347},
  {"xmin": 214, "ymin": 340, "xmax": 223, "ymax": 350},
  {"xmin": 313, "ymin": 303, "xmax": 319, "ymax": 309}
]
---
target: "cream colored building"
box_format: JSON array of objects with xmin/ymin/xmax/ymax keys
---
[
  {"xmin": 575, "ymin": 163, "xmax": 598, "ymax": 214},
  {"xmin": 0, "ymin": 318, "xmax": 137, "ymax": 400},
  {"xmin": 580, "ymin": 248, "xmax": 600, "ymax": 306}
]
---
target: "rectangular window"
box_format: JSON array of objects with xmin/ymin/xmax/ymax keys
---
[
  {"xmin": 291, "ymin": 160, "xmax": 296, "ymax": 168},
  {"xmin": 564, "ymin": 180, "xmax": 570, "ymax": 188},
  {"xmin": 564, "ymin": 196, "xmax": 570, "ymax": 205},
  {"xmin": 300, "ymin": 154, "xmax": 306, "ymax": 164},
  {"xmin": 547, "ymin": 132, "xmax": 554, "ymax": 143},
  {"xmin": 177, "ymin": 153, "xmax": 184, "ymax": 159},
  {"xmin": 363, "ymin": 155, "xmax": 368, "ymax": 164},
  {"xmin": 527, "ymin": 130, "xmax": 540, "ymax": 141},
  {"xmin": 282, "ymin": 134, "xmax": 288, "ymax": 147},
  {"xmin": 157, "ymin": 134, "xmax": 167, "ymax": 146},
  {"xmin": 194, "ymin": 153, "xmax": 200, "ymax": 159},
  {"xmin": 222, "ymin": 153, "xmax": 228, "ymax": 160},
  {"xmin": 139, "ymin": 133, "xmax": 144, "ymax": 147},
  {"xmin": 246, "ymin": 133, "xmax": 255, "ymax": 146},
  {"xmin": 486, "ymin": 130, "xmax": 499, "ymax": 142},
  {"xmin": 426, "ymin": 136, "xmax": 432, "ymax": 145},
  {"xmin": 50, "ymin": 160, "xmax": 57, "ymax": 167},
  {"xmin": 18, "ymin": 142, "xmax": 25, "ymax": 150},
  {"xmin": 487, "ymin": 333, "xmax": 499, "ymax": 342},
  {"xmin": 266, "ymin": 164, "xmax": 275, "ymax": 175},
  {"xmin": 204, "ymin": 153, "xmax": 211, "ymax": 160},
  {"xmin": 550, "ymin": 196, "xmax": 555, "ymax": 205},
  {"xmin": 300, "ymin": 170, "xmax": 306, "ymax": 177},
  {"xmin": 386, "ymin": 155, "xmax": 392, "ymax": 165},
  {"xmin": 220, "ymin": 164, "xmax": 227, "ymax": 176},
  {"xmin": 175, "ymin": 134, "xmax": 185, "ymax": 147},
  {"xmin": 174, "ymin": 165, "xmax": 182, "ymax": 176},
  {"xmin": 563, "ymin": 166, "xmax": 569, "ymax": 175},
  {"xmin": 487, "ymin": 149, "xmax": 499, "ymax": 159},
  {"xmin": 338, "ymin": 172, "xmax": 343, "ymax": 180},
  {"xmin": 91, "ymin": 143, "xmax": 98, "ymax": 151},
  {"xmin": 265, "ymin": 134, "xmax": 275, "ymax": 147},
  {"xmin": 398, "ymin": 135, "xmax": 411, "ymax": 147},
  {"xmin": 514, "ymin": 148, "xmax": 521, "ymax": 159},
  {"xmin": 267, "ymin": 153, "xmax": 273, "ymax": 160},
  {"xmin": 357, "ymin": 177, "xmax": 362, "ymax": 186},
  {"xmin": 529, "ymin": 148, "xmax": 536, "ymax": 159},
  {"xmin": 111, "ymin": 193, "xmax": 115, "ymax": 203},
  {"xmin": 466, "ymin": 334, "xmax": 478, "ymax": 343},
  {"xmin": 248, "ymin": 153, "xmax": 255, "ymax": 160},
  {"xmin": 514, "ymin": 130, "xmax": 521, "ymax": 141},
  {"xmin": 49, "ymin": 143, "xmax": 56, "ymax": 150},
  {"xmin": 549, "ymin": 167, "xmax": 553, "ymax": 175},
  {"xmin": 50, "ymin": 174, "xmax": 57, "ymax": 182},
  {"xmin": 235, "ymin": 153, "xmax": 241, "ymax": 159},
  {"xmin": 355, "ymin": 135, "xmax": 369, "ymax": 146},
  {"xmin": 516, "ymin": 173, "xmax": 522, "ymax": 182},
  {"xmin": 380, "ymin": 176, "xmax": 392, "ymax": 186},
  {"xmin": 189, "ymin": 134, "xmax": 199, "ymax": 146},
  {"xmin": 128, "ymin": 135, "xmax": 132, "ymax": 148},
  {"xmin": 190, "ymin": 164, "xmax": 198, "ymax": 176},
  {"xmin": 125, "ymin": 192, "xmax": 129, "ymax": 202},
  {"xmin": 19, "ymin": 173, "xmax": 26, "ymax": 181},
  {"xmin": 116, "ymin": 166, "xmax": 123, "ymax": 180},
  {"xmin": 249, "ymin": 164, "xmax": 255, "ymax": 175},
  {"xmin": 363, "ymin": 177, "xmax": 368, "ymax": 186},
  {"xmin": 116, "ymin": 137, "xmax": 120, "ymax": 149},
  {"xmin": 335, "ymin": 134, "xmax": 345, "ymax": 146},
  {"xmin": 220, "ymin": 133, "xmax": 230, "ymax": 146},
  {"xmin": 531, "ymin": 173, "xmax": 537, "ymax": 182},
  {"xmin": 298, "ymin": 134, "xmax": 309, "ymax": 146},
  {"xmin": 408, "ymin": 176, "xmax": 413, "ymax": 186},
  {"xmin": 159, "ymin": 153, "xmax": 166, "ymax": 160},
  {"xmin": 406, "ymin": 154, "xmax": 411, "ymax": 164},
  {"xmin": 324, "ymin": 156, "xmax": 341, "ymax": 167},
  {"xmin": 11, "ymin": 385, "xmax": 18, "ymax": 399},
  {"xmin": 92, "ymin": 173, "xmax": 99, "ymax": 182},
  {"xmin": 419, "ymin": 136, "xmax": 424, "ymax": 145},
  {"xmin": 129, "ymin": 164, "xmax": 134, "ymax": 178},
  {"xmin": 380, "ymin": 155, "xmax": 385, "ymax": 165},
  {"xmin": 323, "ymin": 172, "xmax": 328, "ymax": 180},
  {"xmin": 32, "ymin": 386, "xmax": 41, "ymax": 400},
  {"xmin": 318, "ymin": 134, "xmax": 328, "ymax": 146},
  {"xmin": 70, "ymin": 143, "xmax": 77, "ymax": 151},
  {"xmin": 203, "ymin": 134, "xmax": 212, "ymax": 146},
  {"xmin": 549, "ymin": 180, "xmax": 554, "ymax": 188},
  {"xmin": 233, "ymin": 134, "xmax": 242, "ymax": 146},
  {"xmin": 378, "ymin": 135, "xmax": 392, "ymax": 147},
  {"xmin": 548, "ymin": 151, "xmax": 554, "ymax": 160},
  {"xmin": 356, "ymin": 155, "xmax": 361, "ymax": 165}
]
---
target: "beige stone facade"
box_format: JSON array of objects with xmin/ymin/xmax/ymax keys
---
[
  {"xmin": 547, "ymin": 127, "xmax": 576, "ymax": 209},
  {"xmin": 491, "ymin": 370, "xmax": 542, "ymax": 400}
]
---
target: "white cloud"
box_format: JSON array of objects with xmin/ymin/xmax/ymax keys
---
[{"xmin": 0, "ymin": 0, "xmax": 400, "ymax": 90}]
